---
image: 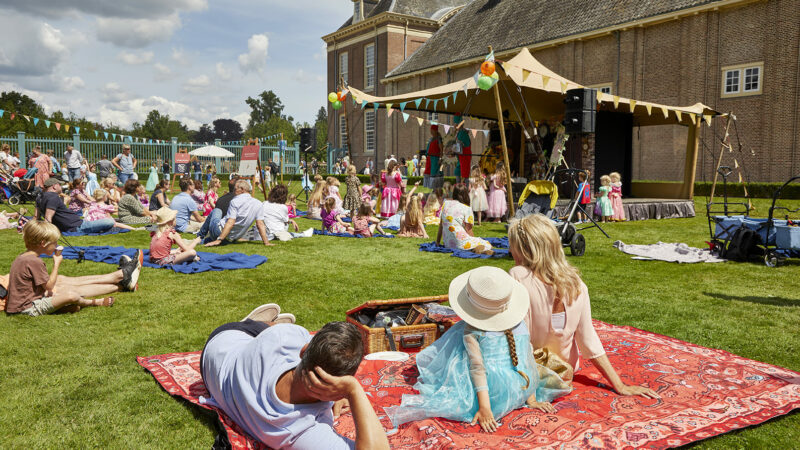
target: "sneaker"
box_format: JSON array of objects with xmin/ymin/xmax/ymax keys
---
[
  {"xmin": 273, "ymin": 313, "xmax": 296, "ymax": 324},
  {"xmin": 242, "ymin": 303, "xmax": 281, "ymax": 323},
  {"xmin": 118, "ymin": 255, "xmax": 131, "ymax": 270},
  {"xmin": 129, "ymin": 249, "xmax": 143, "ymax": 291},
  {"xmin": 302, "ymin": 227, "xmax": 314, "ymax": 238}
]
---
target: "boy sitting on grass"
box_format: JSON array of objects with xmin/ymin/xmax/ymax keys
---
[{"xmin": 5, "ymin": 220, "xmax": 142, "ymax": 316}]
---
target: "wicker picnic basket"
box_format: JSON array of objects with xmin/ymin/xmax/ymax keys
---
[{"xmin": 346, "ymin": 295, "xmax": 454, "ymax": 354}]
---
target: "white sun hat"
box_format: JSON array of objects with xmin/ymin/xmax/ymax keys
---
[{"xmin": 448, "ymin": 266, "xmax": 530, "ymax": 332}]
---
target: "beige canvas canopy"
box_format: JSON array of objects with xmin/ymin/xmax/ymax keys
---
[{"xmin": 348, "ymin": 48, "xmax": 720, "ymax": 127}]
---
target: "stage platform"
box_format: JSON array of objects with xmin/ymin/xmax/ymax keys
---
[{"xmin": 553, "ymin": 198, "xmax": 695, "ymax": 221}]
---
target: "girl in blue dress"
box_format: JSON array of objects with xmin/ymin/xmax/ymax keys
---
[{"xmin": 385, "ymin": 266, "xmax": 572, "ymax": 432}]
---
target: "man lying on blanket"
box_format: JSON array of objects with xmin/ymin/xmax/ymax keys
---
[{"xmin": 200, "ymin": 305, "xmax": 389, "ymax": 449}]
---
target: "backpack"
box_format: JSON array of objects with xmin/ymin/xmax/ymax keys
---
[{"xmin": 724, "ymin": 226, "xmax": 761, "ymax": 261}]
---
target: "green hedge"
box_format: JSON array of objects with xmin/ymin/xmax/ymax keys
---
[{"xmin": 693, "ymin": 181, "xmax": 800, "ymax": 199}]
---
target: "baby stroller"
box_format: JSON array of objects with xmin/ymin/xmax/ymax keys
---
[
  {"xmin": 515, "ymin": 180, "xmax": 559, "ymax": 219},
  {"xmin": 551, "ymin": 169, "xmax": 610, "ymax": 256},
  {"xmin": 0, "ymin": 167, "xmax": 40, "ymax": 205}
]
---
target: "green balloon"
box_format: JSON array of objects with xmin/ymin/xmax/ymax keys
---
[
  {"xmin": 328, "ymin": 92, "xmax": 338, "ymax": 103},
  {"xmin": 332, "ymin": 100, "xmax": 343, "ymax": 110},
  {"xmin": 478, "ymin": 75, "xmax": 493, "ymax": 91}
]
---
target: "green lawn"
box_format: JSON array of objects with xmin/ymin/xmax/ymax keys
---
[{"xmin": 0, "ymin": 189, "xmax": 797, "ymax": 448}]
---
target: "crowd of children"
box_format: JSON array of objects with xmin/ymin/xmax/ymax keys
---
[{"xmin": 578, "ymin": 170, "xmax": 627, "ymax": 223}]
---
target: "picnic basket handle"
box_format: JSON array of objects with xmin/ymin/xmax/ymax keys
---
[{"xmin": 384, "ymin": 327, "xmax": 397, "ymax": 351}]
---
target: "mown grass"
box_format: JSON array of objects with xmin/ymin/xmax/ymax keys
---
[{"xmin": 0, "ymin": 187, "xmax": 797, "ymax": 448}]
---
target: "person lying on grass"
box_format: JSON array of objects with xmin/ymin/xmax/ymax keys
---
[
  {"xmin": 200, "ymin": 306, "xmax": 389, "ymax": 450},
  {"xmin": 385, "ymin": 266, "xmax": 572, "ymax": 432},
  {"xmin": 4, "ymin": 220, "xmax": 141, "ymax": 316},
  {"xmin": 247, "ymin": 184, "xmax": 313, "ymax": 243},
  {"xmin": 508, "ymin": 214, "xmax": 660, "ymax": 399},
  {"xmin": 149, "ymin": 207, "xmax": 201, "ymax": 266}
]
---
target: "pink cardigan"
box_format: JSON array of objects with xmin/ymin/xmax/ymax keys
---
[{"xmin": 509, "ymin": 266, "xmax": 606, "ymax": 370}]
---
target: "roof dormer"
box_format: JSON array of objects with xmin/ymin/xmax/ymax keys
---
[{"xmin": 353, "ymin": 0, "xmax": 364, "ymax": 23}]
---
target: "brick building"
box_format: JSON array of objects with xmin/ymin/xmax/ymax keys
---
[
  {"xmin": 325, "ymin": 0, "xmax": 800, "ymax": 183},
  {"xmin": 322, "ymin": 0, "xmax": 465, "ymax": 171}
]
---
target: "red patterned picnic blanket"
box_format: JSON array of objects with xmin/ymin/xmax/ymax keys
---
[{"xmin": 137, "ymin": 320, "xmax": 800, "ymax": 449}]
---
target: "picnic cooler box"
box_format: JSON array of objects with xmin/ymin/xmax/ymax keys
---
[
  {"xmin": 776, "ymin": 225, "xmax": 800, "ymax": 250},
  {"xmin": 346, "ymin": 295, "xmax": 456, "ymax": 354}
]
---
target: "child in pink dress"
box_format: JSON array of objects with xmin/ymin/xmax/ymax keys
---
[
  {"xmin": 352, "ymin": 204, "xmax": 385, "ymax": 237},
  {"xmin": 380, "ymin": 162, "xmax": 403, "ymax": 218},
  {"xmin": 486, "ymin": 166, "xmax": 508, "ymax": 222},
  {"xmin": 609, "ymin": 172, "xmax": 626, "ymax": 222},
  {"xmin": 286, "ymin": 194, "xmax": 299, "ymax": 219},
  {"xmin": 85, "ymin": 189, "xmax": 137, "ymax": 231}
]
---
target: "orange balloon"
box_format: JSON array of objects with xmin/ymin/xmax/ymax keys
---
[
  {"xmin": 337, "ymin": 91, "xmax": 346, "ymax": 101},
  {"xmin": 480, "ymin": 61, "xmax": 495, "ymax": 76}
]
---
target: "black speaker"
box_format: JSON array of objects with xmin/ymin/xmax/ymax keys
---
[
  {"xmin": 299, "ymin": 127, "xmax": 315, "ymax": 152},
  {"xmin": 563, "ymin": 88, "xmax": 597, "ymax": 134}
]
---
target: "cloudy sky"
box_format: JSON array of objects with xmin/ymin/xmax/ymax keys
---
[{"xmin": 0, "ymin": 0, "xmax": 352, "ymax": 130}]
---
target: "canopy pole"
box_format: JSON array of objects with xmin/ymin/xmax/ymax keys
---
[
  {"xmin": 490, "ymin": 46, "xmax": 516, "ymax": 217},
  {"xmin": 681, "ymin": 118, "xmax": 702, "ymax": 199},
  {"xmin": 340, "ymin": 76, "xmax": 352, "ymax": 163}
]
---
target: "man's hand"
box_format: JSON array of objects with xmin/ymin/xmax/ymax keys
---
[
  {"xmin": 205, "ymin": 239, "xmax": 222, "ymax": 247},
  {"xmin": 305, "ymin": 366, "xmax": 358, "ymax": 402},
  {"xmin": 332, "ymin": 398, "xmax": 350, "ymax": 419}
]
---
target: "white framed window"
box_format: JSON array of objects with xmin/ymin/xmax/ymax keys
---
[
  {"xmin": 427, "ymin": 112, "xmax": 439, "ymax": 123},
  {"xmin": 339, "ymin": 114, "xmax": 347, "ymax": 148},
  {"xmin": 353, "ymin": 0, "xmax": 362, "ymax": 23},
  {"xmin": 721, "ymin": 63, "xmax": 763, "ymax": 98},
  {"xmin": 364, "ymin": 110, "xmax": 375, "ymax": 154},
  {"xmin": 364, "ymin": 44, "xmax": 375, "ymax": 91},
  {"xmin": 588, "ymin": 83, "xmax": 612, "ymax": 94},
  {"xmin": 339, "ymin": 52, "xmax": 348, "ymax": 85}
]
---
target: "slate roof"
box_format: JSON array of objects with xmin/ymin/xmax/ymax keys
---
[
  {"xmin": 337, "ymin": 0, "xmax": 465, "ymax": 31},
  {"xmin": 387, "ymin": 0, "xmax": 729, "ymax": 77}
]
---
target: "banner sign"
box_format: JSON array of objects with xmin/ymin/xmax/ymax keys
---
[
  {"xmin": 174, "ymin": 152, "xmax": 191, "ymax": 174},
  {"xmin": 239, "ymin": 145, "xmax": 259, "ymax": 176}
]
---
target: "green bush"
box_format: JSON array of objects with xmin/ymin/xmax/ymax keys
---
[{"xmin": 694, "ymin": 181, "xmax": 800, "ymax": 199}]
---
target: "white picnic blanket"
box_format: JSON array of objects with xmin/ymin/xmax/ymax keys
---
[{"xmin": 613, "ymin": 241, "xmax": 726, "ymax": 263}]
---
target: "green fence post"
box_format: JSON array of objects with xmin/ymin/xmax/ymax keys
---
[
  {"xmin": 17, "ymin": 131, "xmax": 26, "ymax": 169},
  {"xmin": 73, "ymin": 133, "xmax": 80, "ymax": 153},
  {"xmin": 214, "ymin": 139, "xmax": 222, "ymax": 174},
  {"xmin": 171, "ymin": 137, "xmax": 178, "ymax": 167}
]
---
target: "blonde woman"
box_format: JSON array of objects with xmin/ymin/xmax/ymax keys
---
[{"xmin": 507, "ymin": 214, "xmax": 659, "ymax": 399}]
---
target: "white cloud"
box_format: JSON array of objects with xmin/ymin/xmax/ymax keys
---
[
  {"xmin": 101, "ymin": 82, "xmax": 129, "ymax": 102},
  {"xmin": 95, "ymin": 95, "xmax": 211, "ymax": 129},
  {"xmin": 183, "ymin": 75, "xmax": 211, "ymax": 93},
  {"xmin": 215, "ymin": 62, "xmax": 232, "ymax": 81},
  {"xmin": 96, "ymin": 14, "xmax": 181, "ymax": 48},
  {"xmin": 171, "ymin": 48, "xmax": 191, "ymax": 66},
  {"xmin": 60, "ymin": 76, "xmax": 85, "ymax": 92},
  {"xmin": 118, "ymin": 51, "xmax": 154, "ymax": 65},
  {"xmin": 153, "ymin": 63, "xmax": 173, "ymax": 81},
  {"xmin": 294, "ymin": 69, "xmax": 324, "ymax": 84},
  {"xmin": 0, "ymin": 18, "xmax": 69, "ymax": 77},
  {"xmin": 0, "ymin": 0, "xmax": 208, "ymax": 20},
  {"xmin": 238, "ymin": 34, "xmax": 269, "ymax": 74}
]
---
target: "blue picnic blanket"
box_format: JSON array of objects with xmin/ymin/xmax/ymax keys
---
[
  {"xmin": 418, "ymin": 237, "xmax": 509, "ymax": 259},
  {"xmin": 62, "ymin": 228, "xmax": 131, "ymax": 237},
  {"xmin": 47, "ymin": 246, "xmax": 267, "ymax": 274},
  {"xmin": 313, "ymin": 229, "xmax": 394, "ymax": 239}
]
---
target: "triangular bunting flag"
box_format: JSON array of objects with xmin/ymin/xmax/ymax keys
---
[
  {"xmin": 443, "ymin": 124, "xmax": 451, "ymax": 134},
  {"xmin": 675, "ymin": 111, "xmax": 682, "ymax": 122},
  {"xmin": 55, "ymin": 122, "xmax": 61, "ymax": 130},
  {"xmin": 661, "ymin": 107, "xmax": 669, "ymax": 119},
  {"xmin": 112, "ymin": 133, "xmax": 116, "ymax": 140},
  {"xmin": 341, "ymin": 89, "xmax": 349, "ymax": 97},
  {"xmin": 704, "ymin": 114, "xmax": 713, "ymax": 126},
  {"xmin": 430, "ymin": 121, "xmax": 438, "ymax": 126},
  {"xmin": 361, "ymin": 100, "xmax": 367, "ymax": 109},
  {"xmin": 45, "ymin": 119, "xmax": 50, "ymax": 128},
  {"xmin": 433, "ymin": 99, "xmax": 439, "ymax": 111},
  {"xmin": 453, "ymin": 92, "xmax": 458, "ymax": 104},
  {"xmin": 414, "ymin": 98, "xmax": 423, "ymax": 108},
  {"xmin": 470, "ymin": 129, "xmax": 478, "ymax": 139},
  {"xmin": 613, "ymin": 96, "xmax": 620, "ymax": 108},
  {"xmin": 416, "ymin": 117, "xmax": 424, "ymax": 126},
  {"xmin": 65, "ymin": 124, "xmax": 70, "ymax": 132},
  {"xmin": 402, "ymin": 112, "xmax": 410, "ymax": 123},
  {"xmin": 482, "ymin": 130, "xmax": 489, "ymax": 138},
  {"xmin": 689, "ymin": 114, "xmax": 696, "ymax": 125},
  {"xmin": 94, "ymin": 130, "xmax": 99, "ymax": 137},
  {"xmin": 560, "ymin": 82, "xmax": 568, "ymax": 94},
  {"xmin": 734, "ymin": 159, "xmax": 739, "ymax": 169},
  {"xmin": 522, "ymin": 69, "xmax": 531, "ymax": 82},
  {"xmin": 10, "ymin": 113, "xmax": 15, "ymax": 120},
  {"xmin": 399, "ymin": 102, "xmax": 407, "ymax": 112},
  {"xmin": 23, "ymin": 115, "xmax": 30, "ymax": 122},
  {"xmin": 386, "ymin": 103, "xmax": 393, "ymax": 110},
  {"xmin": 75, "ymin": 126, "xmax": 80, "ymax": 134},
  {"xmin": 462, "ymin": 84, "xmax": 469, "ymax": 96},
  {"xmin": 0, "ymin": 109, "xmax": 4, "ymax": 117},
  {"xmin": 33, "ymin": 118, "xmax": 39, "ymax": 126},
  {"xmin": 645, "ymin": 104, "xmax": 652, "ymax": 116},
  {"xmin": 387, "ymin": 108, "xmax": 394, "ymax": 117},
  {"xmin": 425, "ymin": 99, "xmax": 431, "ymax": 109},
  {"xmin": 629, "ymin": 100, "xmax": 636, "ymax": 113},
  {"xmin": 372, "ymin": 103, "xmax": 379, "ymax": 112},
  {"xmin": 443, "ymin": 97, "xmax": 448, "ymax": 108},
  {"xmin": 542, "ymin": 75, "xmax": 550, "ymax": 89},
  {"xmin": 104, "ymin": 132, "xmax": 108, "ymax": 139}
]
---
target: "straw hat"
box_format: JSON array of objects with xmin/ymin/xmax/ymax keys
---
[
  {"xmin": 448, "ymin": 266, "xmax": 529, "ymax": 332},
  {"xmin": 155, "ymin": 207, "xmax": 177, "ymax": 226}
]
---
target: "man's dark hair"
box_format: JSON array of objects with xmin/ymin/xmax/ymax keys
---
[
  {"xmin": 179, "ymin": 178, "xmax": 193, "ymax": 192},
  {"xmin": 123, "ymin": 179, "xmax": 140, "ymax": 195},
  {"xmin": 267, "ymin": 184, "xmax": 288, "ymax": 204},
  {"xmin": 228, "ymin": 176, "xmax": 239, "ymax": 193},
  {"xmin": 300, "ymin": 322, "xmax": 363, "ymax": 376},
  {"xmin": 452, "ymin": 183, "xmax": 470, "ymax": 205}
]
